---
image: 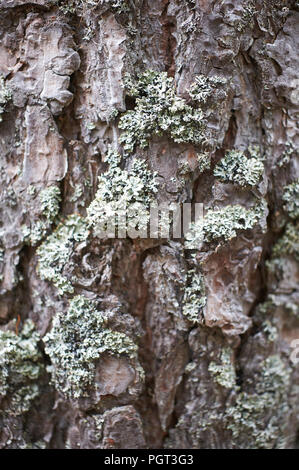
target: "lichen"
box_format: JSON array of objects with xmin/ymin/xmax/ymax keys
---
[
  {"xmin": 39, "ymin": 186, "xmax": 61, "ymax": 222},
  {"xmin": 182, "ymin": 269, "xmax": 206, "ymax": 324},
  {"xmin": 282, "ymin": 178, "xmax": 299, "ymax": 220},
  {"xmin": 197, "ymin": 151, "xmax": 211, "ymax": 173},
  {"xmin": 86, "ymin": 148, "xmax": 158, "ymax": 237},
  {"xmin": 0, "ymin": 76, "xmax": 12, "ymax": 123},
  {"xmin": 21, "ymin": 186, "xmax": 61, "ymax": 246},
  {"xmin": 208, "ymin": 348, "xmax": 236, "ymax": 389},
  {"xmin": 37, "ymin": 214, "xmax": 89, "ymax": 294},
  {"xmin": 225, "ymin": 355, "xmax": 292, "ymax": 449},
  {"xmin": 119, "ymin": 70, "xmax": 207, "ymax": 155},
  {"xmin": 0, "ymin": 320, "xmax": 43, "ymax": 416},
  {"xmin": 44, "ymin": 295, "xmax": 139, "ymax": 399},
  {"xmin": 188, "ymin": 74, "xmax": 227, "ymax": 104},
  {"xmin": 271, "ymin": 221, "xmax": 299, "ymax": 261},
  {"xmin": 214, "ymin": 147, "xmax": 264, "ymax": 187},
  {"xmin": 185, "ymin": 200, "xmax": 267, "ymax": 249}
]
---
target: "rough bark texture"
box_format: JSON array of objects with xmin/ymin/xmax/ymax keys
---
[{"xmin": 0, "ymin": 0, "xmax": 298, "ymax": 449}]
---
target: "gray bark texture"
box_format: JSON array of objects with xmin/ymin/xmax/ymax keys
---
[{"xmin": 0, "ymin": 0, "xmax": 298, "ymax": 449}]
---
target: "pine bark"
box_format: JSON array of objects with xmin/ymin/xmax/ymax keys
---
[{"xmin": 0, "ymin": 0, "xmax": 298, "ymax": 449}]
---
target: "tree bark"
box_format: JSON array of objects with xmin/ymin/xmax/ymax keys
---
[{"xmin": 0, "ymin": 0, "xmax": 298, "ymax": 449}]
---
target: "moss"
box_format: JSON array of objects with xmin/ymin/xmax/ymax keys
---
[
  {"xmin": 182, "ymin": 269, "xmax": 206, "ymax": 324},
  {"xmin": 0, "ymin": 76, "xmax": 12, "ymax": 122},
  {"xmin": 208, "ymin": 348, "xmax": 236, "ymax": 389},
  {"xmin": 214, "ymin": 148, "xmax": 264, "ymax": 187},
  {"xmin": 37, "ymin": 214, "xmax": 89, "ymax": 294},
  {"xmin": 0, "ymin": 320, "xmax": 44, "ymax": 416},
  {"xmin": 86, "ymin": 148, "xmax": 158, "ymax": 237},
  {"xmin": 282, "ymin": 178, "xmax": 299, "ymax": 220},
  {"xmin": 225, "ymin": 355, "xmax": 292, "ymax": 449},
  {"xmin": 185, "ymin": 200, "xmax": 267, "ymax": 249},
  {"xmin": 39, "ymin": 186, "xmax": 61, "ymax": 222},
  {"xmin": 44, "ymin": 295, "xmax": 139, "ymax": 399},
  {"xmin": 119, "ymin": 70, "xmax": 207, "ymax": 155}
]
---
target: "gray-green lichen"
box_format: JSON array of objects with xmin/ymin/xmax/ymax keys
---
[
  {"xmin": 86, "ymin": 148, "xmax": 158, "ymax": 237},
  {"xmin": 58, "ymin": 0, "xmax": 130, "ymax": 15},
  {"xmin": 21, "ymin": 186, "xmax": 61, "ymax": 246},
  {"xmin": 119, "ymin": 70, "xmax": 207, "ymax": 155},
  {"xmin": 44, "ymin": 295, "xmax": 139, "ymax": 399},
  {"xmin": 37, "ymin": 214, "xmax": 89, "ymax": 294},
  {"xmin": 208, "ymin": 348, "xmax": 236, "ymax": 389},
  {"xmin": 0, "ymin": 320, "xmax": 43, "ymax": 416},
  {"xmin": 185, "ymin": 200, "xmax": 267, "ymax": 249},
  {"xmin": 197, "ymin": 151, "xmax": 211, "ymax": 173},
  {"xmin": 214, "ymin": 148, "xmax": 264, "ymax": 187},
  {"xmin": 39, "ymin": 186, "xmax": 61, "ymax": 221},
  {"xmin": 182, "ymin": 270, "xmax": 206, "ymax": 324},
  {"xmin": 225, "ymin": 355, "xmax": 292, "ymax": 449},
  {"xmin": 282, "ymin": 178, "xmax": 299, "ymax": 220},
  {"xmin": 0, "ymin": 76, "xmax": 12, "ymax": 123},
  {"xmin": 271, "ymin": 221, "xmax": 299, "ymax": 262},
  {"xmin": 188, "ymin": 74, "xmax": 227, "ymax": 104}
]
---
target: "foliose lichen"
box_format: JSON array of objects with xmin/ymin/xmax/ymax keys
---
[
  {"xmin": 22, "ymin": 186, "xmax": 61, "ymax": 246},
  {"xmin": 185, "ymin": 200, "xmax": 267, "ymax": 249},
  {"xmin": 39, "ymin": 186, "xmax": 61, "ymax": 221},
  {"xmin": 182, "ymin": 269, "xmax": 206, "ymax": 324},
  {"xmin": 225, "ymin": 355, "xmax": 292, "ymax": 449},
  {"xmin": 282, "ymin": 178, "xmax": 299, "ymax": 220},
  {"xmin": 0, "ymin": 76, "xmax": 12, "ymax": 123},
  {"xmin": 44, "ymin": 295, "xmax": 139, "ymax": 399},
  {"xmin": 37, "ymin": 214, "xmax": 89, "ymax": 294},
  {"xmin": 197, "ymin": 151, "xmax": 211, "ymax": 173},
  {"xmin": 188, "ymin": 74, "xmax": 227, "ymax": 104},
  {"xmin": 119, "ymin": 70, "xmax": 207, "ymax": 155},
  {"xmin": 214, "ymin": 147, "xmax": 264, "ymax": 187},
  {"xmin": 86, "ymin": 148, "xmax": 158, "ymax": 237},
  {"xmin": 271, "ymin": 221, "xmax": 299, "ymax": 261},
  {"xmin": 208, "ymin": 348, "xmax": 236, "ymax": 389},
  {"xmin": 0, "ymin": 320, "xmax": 44, "ymax": 416}
]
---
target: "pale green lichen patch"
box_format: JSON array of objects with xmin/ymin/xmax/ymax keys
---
[
  {"xmin": 271, "ymin": 221, "xmax": 299, "ymax": 261},
  {"xmin": 208, "ymin": 348, "xmax": 236, "ymax": 389},
  {"xmin": 39, "ymin": 186, "xmax": 61, "ymax": 221},
  {"xmin": 44, "ymin": 295, "xmax": 139, "ymax": 399},
  {"xmin": 119, "ymin": 70, "xmax": 207, "ymax": 155},
  {"xmin": 214, "ymin": 148, "xmax": 264, "ymax": 187},
  {"xmin": 0, "ymin": 320, "xmax": 43, "ymax": 416},
  {"xmin": 197, "ymin": 152, "xmax": 211, "ymax": 173},
  {"xmin": 185, "ymin": 200, "xmax": 267, "ymax": 249},
  {"xmin": 188, "ymin": 74, "xmax": 227, "ymax": 104},
  {"xmin": 86, "ymin": 148, "xmax": 158, "ymax": 237},
  {"xmin": 225, "ymin": 355, "xmax": 292, "ymax": 449},
  {"xmin": 0, "ymin": 76, "xmax": 12, "ymax": 122},
  {"xmin": 37, "ymin": 214, "xmax": 89, "ymax": 295},
  {"xmin": 182, "ymin": 270, "xmax": 206, "ymax": 324},
  {"xmin": 282, "ymin": 178, "xmax": 299, "ymax": 220},
  {"xmin": 22, "ymin": 186, "xmax": 61, "ymax": 246}
]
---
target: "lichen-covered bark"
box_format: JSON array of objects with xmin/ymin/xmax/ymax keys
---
[{"xmin": 0, "ymin": 0, "xmax": 298, "ymax": 449}]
